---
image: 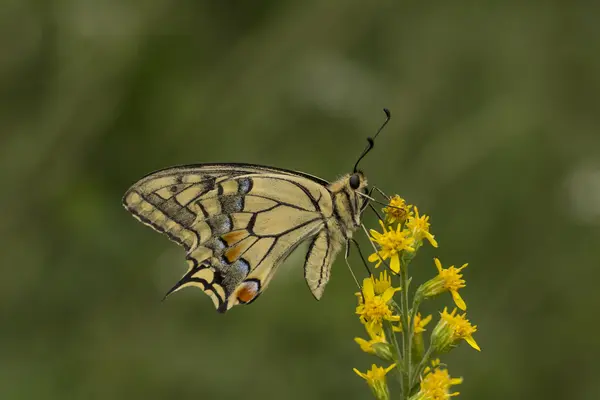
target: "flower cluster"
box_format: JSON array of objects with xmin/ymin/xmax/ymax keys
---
[{"xmin": 353, "ymin": 195, "xmax": 480, "ymax": 400}]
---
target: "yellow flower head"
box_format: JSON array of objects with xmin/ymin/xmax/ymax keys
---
[
  {"xmin": 383, "ymin": 195, "xmax": 412, "ymax": 224},
  {"xmin": 373, "ymin": 270, "xmax": 393, "ymax": 295},
  {"xmin": 392, "ymin": 312, "xmax": 433, "ymax": 334},
  {"xmin": 353, "ymin": 363, "xmax": 397, "ymax": 400},
  {"xmin": 354, "ymin": 330, "xmax": 386, "ymax": 354},
  {"xmin": 435, "ymin": 258, "xmax": 467, "ymax": 310},
  {"xmin": 355, "ymin": 272, "xmax": 399, "ymax": 304},
  {"xmin": 406, "ymin": 206, "xmax": 438, "ymax": 248},
  {"xmin": 418, "ymin": 258, "xmax": 468, "ymax": 310},
  {"xmin": 368, "ymin": 220, "xmax": 415, "ymax": 273},
  {"xmin": 354, "ymin": 324, "xmax": 394, "ymax": 361},
  {"xmin": 432, "ymin": 307, "xmax": 480, "ymax": 352},
  {"xmin": 356, "ymin": 277, "xmax": 401, "ymax": 334},
  {"xmin": 414, "ymin": 312, "xmax": 433, "ymax": 334},
  {"xmin": 411, "ymin": 359, "xmax": 463, "ymax": 400}
]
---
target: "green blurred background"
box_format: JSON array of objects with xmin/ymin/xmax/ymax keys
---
[{"xmin": 2, "ymin": 1, "xmax": 599, "ymax": 399}]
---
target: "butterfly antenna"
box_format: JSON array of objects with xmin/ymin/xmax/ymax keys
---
[{"xmin": 353, "ymin": 108, "xmax": 391, "ymax": 173}]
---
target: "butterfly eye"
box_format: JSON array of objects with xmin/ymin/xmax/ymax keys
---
[{"xmin": 349, "ymin": 174, "xmax": 361, "ymax": 190}]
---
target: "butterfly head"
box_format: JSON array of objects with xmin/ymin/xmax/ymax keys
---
[
  {"xmin": 348, "ymin": 171, "xmax": 370, "ymax": 220},
  {"xmin": 328, "ymin": 171, "xmax": 369, "ymax": 232}
]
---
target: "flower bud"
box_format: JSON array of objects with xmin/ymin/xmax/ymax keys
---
[
  {"xmin": 353, "ymin": 364, "xmax": 396, "ymax": 400},
  {"xmin": 371, "ymin": 342, "xmax": 395, "ymax": 362},
  {"xmin": 430, "ymin": 316, "xmax": 455, "ymax": 353}
]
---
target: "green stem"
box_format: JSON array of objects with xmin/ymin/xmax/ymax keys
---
[
  {"xmin": 410, "ymin": 345, "xmax": 434, "ymax": 387},
  {"xmin": 388, "ymin": 274, "xmax": 405, "ymax": 391},
  {"xmin": 401, "ymin": 263, "xmax": 411, "ymax": 398},
  {"xmin": 385, "ymin": 320, "xmax": 404, "ymax": 389},
  {"xmin": 411, "ymin": 295, "xmax": 422, "ymax": 319},
  {"xmin": 385, "ymin": 320, "xmax": 403, "ymax": 364}
]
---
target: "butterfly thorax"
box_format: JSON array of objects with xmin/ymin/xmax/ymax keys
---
[{"xmin": 327, "ymin": 172, "xmax": 368, "ymax": 238}]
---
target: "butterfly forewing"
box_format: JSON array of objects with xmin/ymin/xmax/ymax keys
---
[{"xmin": 123, "ymin": 163, "xmax": 365, "ymax": 312}]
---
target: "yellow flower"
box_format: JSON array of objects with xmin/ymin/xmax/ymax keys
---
[
  {"xmin": 406, "ymin": 206, "xmax": 438, "ymax": 248},
  {"xmin": 354, "ymin": 325, "xmax": 394, "ymax": 361},
  {"xmin": 435, "ymin": 258, "xmax": 467, "ymax": 310},
  {"xmin": 355, "ymin": 272, "xmax": 399, "ymax": 304},
  {"xmin": 356, "ymin": 276, "xmax": 401, "ymax": 335},
  {"xmin": 373, "ymin": 270, "xmax": 394, "ymax": 295},
  {"xmin": 353, "ymin": 363, "xmax": 397, "ymax": 400},
  {"xmin": 354, "ymin": 332, "xmax": 385, "ymax": 354},
  {"xmin": 422, "ymin": 358, "xmax": 442, "ymax": 375},
  {"xmin": 383, "ymin": 195, "xmax": 412, "ymax": 224},
  {"xmin": 368, "ymin": 220, "xmax": 415, "ymax": 273},
  {"xmin": 392, "ymin": 312, "xmax": 433, "ymax": 333},
  {"xmin": 412, "ymin": 313, "xmax": 433, "ymax": 359},
  {"xmin": 417, "ymin": 258, "xmax": 468, "ymax": 311},
  {"xmin": 414, "ymin": 313, "xmax": 433, "ymax": 334},
  {"xmin": 410, "ymin": 359, "xmax": 463, "ymax": 400},
  {"xmin": 431, "ymin": 307, "xmax": 480, "ymax": 352}
]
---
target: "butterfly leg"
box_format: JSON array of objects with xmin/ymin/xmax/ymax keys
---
[
  {"xmin": 372, "ymin": 186, "xmax": 391, "ymax": 200},
  {"xmin": 348, "ymin": 238, "xmax": 373, "ymax": 276},
  {"xmin": 344, "ymin": 240, "xmax": 363, "ymax": 292},
  {"xmin": 360, "ymin": 223, "xmax": 395, "ymax": 275},
  {"xmin": 368, "ymin": 203, "xmax": 384, "ymax": 221}
]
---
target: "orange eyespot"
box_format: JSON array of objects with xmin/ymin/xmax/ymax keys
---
[
  {"xmin": 237, "ymin": 286, "xmax": 256, "ymax": 303},
  {"xmin": 236, "ymin": 280, "xmax": 260, "ymax": 304}
]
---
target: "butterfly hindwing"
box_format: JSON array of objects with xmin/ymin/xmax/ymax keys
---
[
  {"xmin": 303, "ymin": 225, "xmax": 344, "ymax": 300},
  {"xmin": 123, "ymin": 164, "xmax": 338, "ymax": 312}
]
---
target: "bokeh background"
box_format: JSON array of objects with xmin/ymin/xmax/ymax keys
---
[{"xmin": 2, "ymin": 1, "xmax": 599, "ymax": 399}]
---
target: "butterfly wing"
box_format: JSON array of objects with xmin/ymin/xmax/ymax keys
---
[
  {"xmin": 303, "ymin": 224, "xmax": 345, "ymax": 300},
  {"xmin": 123, "ymin": 163, "xmax": 336, "ymax": 312}
]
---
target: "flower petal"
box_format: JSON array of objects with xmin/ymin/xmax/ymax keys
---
[
  {"xmin": 384, "ymin": 363, "xmax": 397, "ymax": 374},
  {"xmin": 434, "ymin": 258, "xmax": 443, "ymax": 273},
  {"xmin": 451, "ymin": 290, "xmax": 467, "ymax": 311},
  {"xmin": 426, "ymin": 232, "xmax": 439, "ymax": 248},
  {"xmin": 465, "ymin": 335, "xmax": 481, "ymax": 351},
  {"xmin": 420, "ymin": 314, "xmax": 433, "ymax": 326},
  {"xmin": 353, "ymin": 368, "xmax": 368, "ymax": 380},
  {"xmin": 390, "ymin": 254, "xmax": 400, "ymax": 274},
  {"xmin": 354, "ymin": 337, "xmax": 374, "ymax": 354},
  {"xmin": 368, "ymin": 253, "xmax": 380, "ymax": 263},
  {"xmin": 370, "ymin": 230, "xmax": 383, "ymax": 240},
  {"xmin": 381, "ymin": 287, "xmax": 400, "ymax": 303},
  {"xmin": 362, "ymin": 277, "xmax": 375, "ymax": 299}
]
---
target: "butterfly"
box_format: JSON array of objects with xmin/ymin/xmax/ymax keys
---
[{"xmin": 122, "ymin": 109, "xmax": 390, "ymax": 313}]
